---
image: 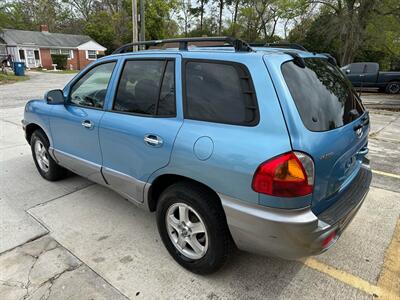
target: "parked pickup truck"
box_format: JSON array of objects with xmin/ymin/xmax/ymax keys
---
[{"xmin": 341, "ymin": 62, "xmax": 400, "ymax": 94}]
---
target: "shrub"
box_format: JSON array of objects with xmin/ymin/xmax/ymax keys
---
[{"xmin": 51, "ymin": 54, "xmax": 68, "ymax": 70}]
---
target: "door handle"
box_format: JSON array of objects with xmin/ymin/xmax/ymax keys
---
[
  {"xmin": 81, "ymin": 120, "xmax": 93, "ymax": 129},
  {"xmin": 144, "ymin": 134, "xmax": 163, "ymax": 147}
]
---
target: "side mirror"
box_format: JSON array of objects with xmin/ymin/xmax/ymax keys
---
[
  {"xmin": 345, "ymin": 69, "xmax": 351, "ymax": 74},
  {"xmin": 45, "ymin": 89, "xmax": 65, "ymax": 105}
]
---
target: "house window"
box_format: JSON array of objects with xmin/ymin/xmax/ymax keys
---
[
  {"xmin": 19, "ymin": 49, "xmax": 25, "ymax": 60},
  {"xmin": 50, "ymin": 49, "xmax": 73, "ymax": 59},
  {"xmin": 34, "ymin": 50, "xmax": 40, "ymax": 60},
  {"xmin": 60, "ymin": 49, "xmax": 72, "ymax": 58},
  {"xmin": 87, "ymin": 50, "xmax": 97, "ymax": 60}
]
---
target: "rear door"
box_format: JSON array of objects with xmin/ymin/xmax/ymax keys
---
[
  {"xmin": 266, "ymin": 56, "xmax": 369, "ymax": 214},
  {"xmin": 99, "ymin": 56, "xmax": 181, "ymax": 203}
]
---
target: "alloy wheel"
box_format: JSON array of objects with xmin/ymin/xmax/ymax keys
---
[
  {"xmin": 165, "ymin": 203, "xmax": 208, "ymax": 260},
  {"xmin": 34, "ymin": 140, "xmax": 50, "ymax": 172}
]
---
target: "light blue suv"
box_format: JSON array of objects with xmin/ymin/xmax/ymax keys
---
[{"xmin": 22, "ymin": 37, "xmax": 371, "ymax": 274}]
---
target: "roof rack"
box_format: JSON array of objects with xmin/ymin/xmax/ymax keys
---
[
  {"xmin": 284, "ymin": 51, "xmax": 306, "ymax": 68},
  {"xmin": 263, "ymin": 43, "xmax": 307, "ymax": 51},
  {"xmin": 112, "ymin": 36, "xmax": 253, "ymax": 54}
]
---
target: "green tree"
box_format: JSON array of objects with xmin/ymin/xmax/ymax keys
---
[
  {"xmin": 84, "ymin": 11, "xmax": 116, "ymax": 54},
  {"xmin": 305, "ymin": 0, "xmax": 379, "ymax": 66}
]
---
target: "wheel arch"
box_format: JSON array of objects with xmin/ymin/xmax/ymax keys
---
[
  {"xmin": 147, "ymin": 174, "xmax": 224, "ymax": 213},
  {"xmin": 25, "ymin": 123, "xmax": 46, "ymax": 143}
]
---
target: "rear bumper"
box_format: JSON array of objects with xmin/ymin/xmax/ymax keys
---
[{"xmin": 221, "ymin": 164, "xmax": 371, "ymax": 259}]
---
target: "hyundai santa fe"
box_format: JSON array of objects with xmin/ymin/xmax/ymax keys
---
[{"xmin": 22, "ymin": 37, "xmax": 371, "ymax": 274}]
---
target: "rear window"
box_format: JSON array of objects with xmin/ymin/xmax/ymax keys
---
[{"xmin": 282, "ymin": 58, "xmax": 365, "ymax": 132}]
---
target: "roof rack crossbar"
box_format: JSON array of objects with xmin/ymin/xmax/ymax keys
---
[
  {"xmin": 112, "ymin": 36, "xmax": 253, "ymax": 54},
  {"xmin": 284, "ymin": 51, "xmax": 306, "ymax": 68},
  {"xmin": 264, "ymin": 43, "xmax": 307, "ymax": 51}
]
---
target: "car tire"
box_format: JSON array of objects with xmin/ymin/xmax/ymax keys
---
[
  {"xmin": 156, "ymin": 182, "xmax": 232, "ymax": 274},
  {"xmin": 30, "ymin": 129, "xmax": 67, "ymax": 181},
  {"xmin": 385, "ymin": 81, "xmax": 400, "ymax": 94}
]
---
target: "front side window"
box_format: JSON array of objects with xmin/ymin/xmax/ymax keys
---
[
  {"xmin": 34, "ymin": 50, "xmax": 40, "ymax": 60},
  {"xmin": 113, "ymin": 59, "xmax": 176, "ymax": 116},
  {"xmin": 184, "ymin": 61, "xmax": 258, "ymax": 125},
  {"xmin": 282, "ymin": 58, "xmax": 365, "ymax": 132},
  {"xmin": 69, "ymin": 62, "xmax": 116, "ymax": 109},
  {"xmin": 349, "ymin": 63, "xmax": 365, "ymax": 74}
]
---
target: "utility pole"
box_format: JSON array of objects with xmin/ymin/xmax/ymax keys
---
[
  {"xmin": 139, "ymin": 0, "xmax": 145, "ymax": 43},
  {"xmin": 132, "ymin": 0, "xmax": 138, "ymax": 51}
]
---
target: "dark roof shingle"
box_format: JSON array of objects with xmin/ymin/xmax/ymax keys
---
[{"xmin": 1, "ymin": 29, "xmax": 93, "ymax": 48}]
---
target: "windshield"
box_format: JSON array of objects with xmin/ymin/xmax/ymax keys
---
[{"xmin": 282, "ymin": 58, "xmax": 365, "ymax": 132}]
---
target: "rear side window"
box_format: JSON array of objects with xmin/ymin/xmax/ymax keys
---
[
  {"xmin": 113, "ymin": 60, "xmax": 175, "ymax": 116},
  {"xmin": 282, "ymin": 58, "xmax": 364, "ymax": 132},
  {"xmin": 364, "ymin": 63, "xmax": 378, "ymax": 74},
  {"xmin": 184, "ymin": 61, "xmax": 258, "ymax": 126}
]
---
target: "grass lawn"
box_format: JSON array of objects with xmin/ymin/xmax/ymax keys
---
[{"xmin": 0, "ymin": 72, "xmax": 29, "ymax": 84}]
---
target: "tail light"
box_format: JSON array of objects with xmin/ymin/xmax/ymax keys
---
[
  {"xmin": 322, "ymin": 231, "xmax": 337, "ymax": 248},
  {"xmin": 252, "ymin": 151, "xmax": 314, "ymax": 197}
]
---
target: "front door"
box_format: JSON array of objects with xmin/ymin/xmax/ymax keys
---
[
  {"xmin": 25, "ymin": 49, "xmax": 36, "ymax": 68},
  {"xmin": 50, "ymin": 61, "xmax": 117, "ymax": 183},
  {"xmin": 99, "ymin": 57, "xmax": 182, "ymax": 203}
]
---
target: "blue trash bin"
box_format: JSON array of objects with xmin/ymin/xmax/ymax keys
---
[{"xmin": 14, "ymin": 62, "xmax": 25, "ymax": 76}]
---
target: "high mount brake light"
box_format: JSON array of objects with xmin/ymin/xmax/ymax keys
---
[{"xmin": 252, "ymin": 152, "xmax": 314, "ymax": 197}]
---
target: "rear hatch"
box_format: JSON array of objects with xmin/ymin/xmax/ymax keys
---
[{"xmin": 266, "ymin": 55, "xmax": 369, "ymax": 214}]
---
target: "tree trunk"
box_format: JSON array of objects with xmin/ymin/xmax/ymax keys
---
[
  {"xmin": 232, "ymin": 0, "xmax": 239, "ymax": 36},
  {"xmin": 218, "ymin": 0, "xmax": 223, "ymax": 35},
  {"xmin": 200, "ymin": 0, "xmax": 204, "ymax": 31},
  {"xmin": 269, "ymin": 18, "xmax": 278, "ymax": 38}
]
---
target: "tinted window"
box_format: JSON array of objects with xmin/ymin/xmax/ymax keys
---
[
  {"xmin": 364, "ymin": 63, "xmax": 378, "ymax": 74},
  {"xmin": 114, "ymin": 60, "xmax": 175, "ymax": 116},
  {"xmin": 70, "ymin": 62, "xmax": 116, "ymax": 108},
  {"xmin": 282, "ymin": 58, "xmax": 364, "ymax": 132},
  {"xmin": 349, "ymin": 63, "xmax": 365, "ymax": 74},
  {"xmin": 157, "ymin": 61, "xmax": 175, "ymax": 116},
  {"xmin": 185, "ymin": 61, "xmax": 258, "ymax": 125}
]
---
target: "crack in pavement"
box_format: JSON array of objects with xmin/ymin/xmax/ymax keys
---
[
  {"xmin": 0, "ymin": 237, "xmax": 81, "ymax": 300},
  {"xmin": 0, "ymin": 118, "xmax": 21, "ymax": 127},
  {"xmin": 22, "ymin": 263, "xmax": 83, "ymax": 300},
  {"xmin": 0, "ymin": 235, "xmax": 130, "ymax": 300},
  {"xmin": 369, "ymin": 114, "xmax": 400, "ymax": 140}
]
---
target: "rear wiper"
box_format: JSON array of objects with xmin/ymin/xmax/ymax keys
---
[{"xmin": 348, "ymin": 109, "xmax": 360, "ymax": 119}]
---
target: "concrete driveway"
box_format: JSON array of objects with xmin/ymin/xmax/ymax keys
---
[{"xmin": 1, "ymin": 71, "xmax": 399, "ymax": 299}]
